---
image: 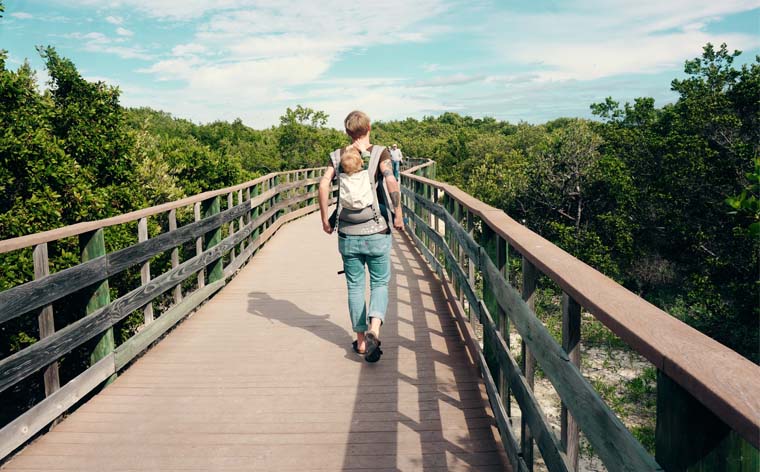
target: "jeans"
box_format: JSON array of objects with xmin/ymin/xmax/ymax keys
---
[
  {"xmin": 338, "ymin": 233, "xmax": 391, "ymax": 332},
  {"xmin": 392, "ymin": 160, "xmax": 401, "ymax": 181}
]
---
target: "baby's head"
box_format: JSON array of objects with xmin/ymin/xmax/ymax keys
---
[{"xmin": 340, "ymin": 146, "xmax": 363, "ymax": 175}]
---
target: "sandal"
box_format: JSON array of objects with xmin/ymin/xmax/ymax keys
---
[
  {"xmin": 364, "ymin": 331, "xmax": 383, "ymax": 363},
  {"xmin": 351, "ymin": 340, "xmax": 366, "ymax": 355}
]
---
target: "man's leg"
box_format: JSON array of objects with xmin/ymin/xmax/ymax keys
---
[
  {"xmin": 339, "ymin": 236, "xmax": 368, "ymax": 343},
  {"xmin": 366, "ymin": 234, "xmax": 392, "ymax": 337},
  {"xmin": 392, "ymin": 161, "xmax": 400, "ymax": 181}
]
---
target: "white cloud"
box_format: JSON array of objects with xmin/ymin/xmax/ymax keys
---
[
  {"xmin": 412, "ymin": 74, "xmax": 486, "ymax": 88},
  {"xmin": 487, "ymin": 0, "xmax": 760, "ymax": 81},
  {"xmin": 10, "ymin": 12, "xmax": 34, "ymax": 19},
  {"xmin": 67, "ymin": 32, "xmax": 152, "ymax": 60},
  {"xmin": 171, "ymin": 43, "xmax": 207, "ymax": 56},
  {"xmin": 116, "ymin": 27, "xmax": 134, "ymax": 36},
  {"xmin": 105, "ymin": 15, "xmax": 123, "ymax": 25}
]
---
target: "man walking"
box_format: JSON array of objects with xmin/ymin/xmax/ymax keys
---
[
  {"xmin": 318, "ymin": 111, "xmax": 404, "ymax": 363},
  {"xmin": 390, "ymin": 143, "xmax": 404, "ymax": 181}
]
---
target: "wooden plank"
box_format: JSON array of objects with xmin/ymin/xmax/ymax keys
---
[
  {"xmin": 479, "ymin": 303, "xmax": 572, "ymax": 472},
  {"xmin": 0, "ymin": 354, "xmax": 115, "ymax": 460},
  {"xmin": 0, "ymin": 170, "xmax": 325, "ymax": 254},
  {"xmin": 80, "ymin": 229, "xmax": 115, "ymax": 388},
  {"xmin": 168, "ymin": 209, "xmax": 182, "ymax": 304},
  {"xmin": 476, "ymin": 333, "xmax": 529, "ymax": 472},
  {"xmin": 138, "ymin": 217, "xmax": 154, "ymax": 325},
  {"xmin": 0, "ymin": 217, "xmax": 260, "ymax": 394},
  {"xmin": 228, "ymin": 192, "xmax": 236, "ymax": 261},
  {"xmin": 430, "ymin": 234, "xmax": 570, "ymax": 472},
  {"xmin": 202, "ymin": 197, "xmax": 223, "ymax": 283},
  {"xmin": 480, "ymin": 253, "xmax": 661, "ymax": 471},
  {"xmin": 655, "ymin": 370, "xmax": 759, "ymax": 472},
  {"xmin": 521, "ymin": 256, "xmax": 538, "ymax": 470},
  {"xmin": 114, "ymin": 279, "xmax": 226, "ymax": 370},
  {"xmin": 194, "ymin": 202, "xmax": 204, "ymax": 288},
  {"xmin": 560, "ymin": 293, "xmax": 580, "ymax": 469},
  {"xmin": 402, "ymin": 173, "xmax": 760, "ymax": 448},
  {"xmin": 0, "ymin": 201, "xmax": 249, "ymax": 324},
  {"xmin": 33, "ymin": 243, "xmax": 60, "ymax": 397}
]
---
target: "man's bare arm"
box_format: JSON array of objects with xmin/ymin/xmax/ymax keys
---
[
  {"xmin": 380, "ymin": 160, "xmax": 403, "ymax": 228},
  {"xmin": 319, "ymin": 166, "xmax": 336, "ymax": 232}
]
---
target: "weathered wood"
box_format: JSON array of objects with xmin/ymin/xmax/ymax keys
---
[
  {"xmin": 138, "ymin": 217, "xmax": 154, "ymax": 324},
  {"xmin": 114, "ymin": 279, "xmax": 226, "ymax": 370},
  {"xmin": 480, "ymin": 223, "xmax": 502, "ymax": 408},
  {"xmin": 168, "ymin": 209, "xmax": 182, "ymax": 304},
  {"xmin": 0, "ymin": 170, "xmax": 325, "ymax": 254},
  {"xmin": 521, "ymin": 256, "xmax": 538, "ymax": 470},
  {"xmin": 237, "ymin": 189, "xmax": 244, "ymax": 254},
  {"xmin": 411, "ymin": 206, "xmax": 570, "ymax": 472},
  {"xmin": 402, "ymin": 171, "xmax": 760, "ymax": 448},
  {"xmin": 0, "ymin": 354, "xmax": 115, "ymax": 460},
  {"xmin": 479, "ymin": 301, "xmax": 572, "ymax": 472},
  {"xmin": 33, "ymin": 243, "xmax": 60, "ymax": 398},
  {"xmin": 561, "ymin": 293, "xmax": 581, "ymax": 469},
  {"xmin": 474, "ymin": 305, "xmax": 529, "ymax": 472},
  {"xmin": 656, "ymin": 371, "xmax": 759, "ymax": 472},
  {"xmin": 0, "ymin": 217, "xmax": 259, "ymax": 394},
  {"xmin": 0, "ymin": 201, "xmax": 249, "ymax": 323},
  {"xmin": 223, "ymin": 202, "xmax": 323, "ymax": 278},
  {"xmin": 194, "ymin": 202, "xmax": 204, "ymax": 289},
  {"xmin": 404, "ymin": 207, "xmax": 479, "ymax": 318},
  {"xmin": 227, "ymin": 192, "xmax": 236, "ymax": 261},
  {"xmin": 80, "ymin": 229, "xmax": 115, "ymax": 387},
  {"xmin": 480, "ymin": 254, "xmax": 660, "ymax": 471}
]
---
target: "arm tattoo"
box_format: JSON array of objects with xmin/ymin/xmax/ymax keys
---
[
  {"xmin": 382, "ymin": 168, "xmax": 393, "ymax": 177},
  {"xmin": 390, "ymin": 190, "xmax": 401, "ymax": 208}
]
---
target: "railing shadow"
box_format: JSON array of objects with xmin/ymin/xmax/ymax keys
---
[{"xmin": 244, "ymin": 227, "xmax": 506, "ymax": 470}]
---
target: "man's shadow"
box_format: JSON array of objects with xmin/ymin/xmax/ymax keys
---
[{"xmin": 247, "ymin": 291, "xmax": 364, "ymax": 362}]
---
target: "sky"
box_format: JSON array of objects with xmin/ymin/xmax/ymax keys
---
[{"xmin": 2, "ymin": 0, "xmax": 759, "ymax": 129}]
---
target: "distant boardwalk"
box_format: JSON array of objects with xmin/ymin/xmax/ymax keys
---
[{"xmin": 2, "ymin": 211, "xmax": 508, "ymax": 471}]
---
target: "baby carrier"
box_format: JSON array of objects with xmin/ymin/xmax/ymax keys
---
[
  {"xmin": 329, "ymin": 145, "xmax": 395, "ymax": 236},
  {"xmin": 338, "ymin": 167, "xmax": 374, "ymax": 211}
]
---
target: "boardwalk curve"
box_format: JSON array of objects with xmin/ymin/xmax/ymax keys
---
[{"xmin": 1, "ymin": 211, "xmax": 508, "ymax": 471}]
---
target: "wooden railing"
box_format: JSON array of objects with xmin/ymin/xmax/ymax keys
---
[
  {"xmin": 400, "ymin": 160, "xmax": 759, "ymax": 472},
  {"xmin": 0, "ymin": 168, "xmax": 331, "ymax": 459}
]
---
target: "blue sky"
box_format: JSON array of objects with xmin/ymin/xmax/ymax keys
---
[{"xmin": 2, "ymin": 0, "xmax": 759, "ymax": 129}]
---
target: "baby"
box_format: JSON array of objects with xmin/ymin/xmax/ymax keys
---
[{"xmin": 340, "ymin": 146, "xmax": 364, "ymax": 174}]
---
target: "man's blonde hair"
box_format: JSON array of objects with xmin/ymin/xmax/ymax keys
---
[{"xmin": 344, "ymin": 110, "xmax": 370, "ymax": 140}]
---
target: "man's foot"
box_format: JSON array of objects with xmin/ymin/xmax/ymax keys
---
[
  {"xmin": 351, "ymin": 340, "xmax": 366, "ymax": 355},
  {"xmin": 364, "ymin": 330, "xmax": 382, "ymax": 363}
]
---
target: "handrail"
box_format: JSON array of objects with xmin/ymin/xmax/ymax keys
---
[
  {"xmin": 400, "ymin": 160, "xmax": 759, "ymax": 471},
  {"xmin": 0, "ymin": 167, "xmax": 332, "ymax": 460},
  {"xmin": 0, "ymin": 167, "xmax": 325, "ymax": 254}
]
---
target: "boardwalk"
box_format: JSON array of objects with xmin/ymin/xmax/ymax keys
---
[{"xmin": 2, "ymin": 211, "xmax": 508, "ymax": 471}]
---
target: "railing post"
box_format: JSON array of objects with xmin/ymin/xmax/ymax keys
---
[
  {"xmin": 272, "ymin": 175, "xmax": 281, "ymax": 224},
  {"xmin": 138, "ymin": 217, "xmax": 154, "ymax": 324},
  {"xmin": 33, "ymin": 243, "xmax": 60, "ymax": 397},
  {"xmin": 169, "ymin": 209, "xmax": 182, "ymax": 304},
  {"xmin": 453, "ymin": 201, "xmax": 463, "ymax": 300},
  {"xmin": 194, "ymin": 202, "xmax": 205, "ymax": 288},
  {"xmin": 228, "ymin": 192, "xmax": 236, "ymax": 261},
  {"xmin": 479, "ymin": 223, "xmax": 502, "ymax": 395},
  {"xmin": 251, "ymin": 184, "xmax": 261, "ymax": 241},
  {"xmin": 79, "ymin": 228, "xmax": 116, "ymax": 385},
  {"xmin": 561, "ymin": 293, "xmax": 581, "ymax": 469},
  {"xmin": 521, "ymin": 256, "xmax": 538, "ymax": 470},
  {"xmin": 237, "ymin": 189, "xmax": 245, "ymax": 253},
  {"xmin": 655, "ymin": 371, "xmax": 759, "ymax": 471},
  {"xmin": 466, "ymin": 210, "xmax": 476, "ymax": 319},
  {"xmin": 202, "ymin": 196, "xmax": 223, "ymax": 283}
]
